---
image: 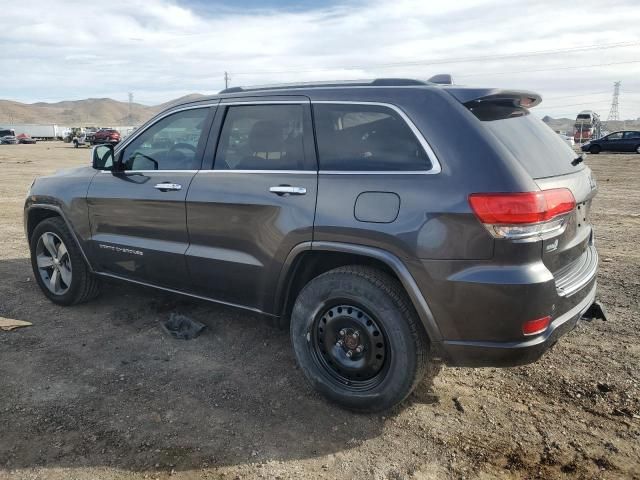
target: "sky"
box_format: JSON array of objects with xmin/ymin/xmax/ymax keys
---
[{"xmin": 1, "ymin": 0, "xmax": 640, "ymax": 119}]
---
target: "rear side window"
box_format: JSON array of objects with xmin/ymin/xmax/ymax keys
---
[
  {"xmin": 313, "ymin": 104, "xmax": 432, "ymax": 171},
  {"xmin": 215, "ymin": 105, "xmax": 305, "ymax": 170},
  {"xmin": 472, "ymin": 105, "xmax": 583, "ymax": 179}
]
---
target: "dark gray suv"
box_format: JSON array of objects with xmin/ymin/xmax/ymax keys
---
[{"xmin": 24, "ymin": 78, "xmax": 601, "ymax": 411}]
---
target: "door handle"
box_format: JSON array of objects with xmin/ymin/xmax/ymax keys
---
[
  {"xmin": 269, "ymin": 186, "xmax": 307, "ymax": 196},
  {"xmin": 154, "ymin": 182, "xmax": 182, "ymax": 192}
]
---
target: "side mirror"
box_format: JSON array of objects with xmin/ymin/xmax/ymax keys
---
[{"xmin": 92, "ymin": 144, "xmax": 115, "ymax": 170}]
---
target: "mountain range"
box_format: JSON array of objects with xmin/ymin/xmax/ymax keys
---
[
  {"xmin": 0, "ymin": 94, "xmax": 207, "ymax": 127},
  {"xmin": 1, "ymin": 95, "xmax": 638, "ymax": 132}
]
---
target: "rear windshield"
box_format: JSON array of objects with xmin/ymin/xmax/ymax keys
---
[{"xmin": 473, "ymin": 105, "xmax": 583, "ymax": 179}]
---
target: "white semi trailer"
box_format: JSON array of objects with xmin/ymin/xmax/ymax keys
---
[{"xmin": 4, "ymin": 124, "xmax": 67, "ymax": 140}]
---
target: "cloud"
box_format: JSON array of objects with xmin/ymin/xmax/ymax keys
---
[{"xmin": 1, "ymin": 0, "xmax": 639, "ymax": 118}]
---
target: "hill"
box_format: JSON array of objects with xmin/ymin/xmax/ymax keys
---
[
  {"xmin": 542, "ymin": 116, "xmax": 640, "ymax": 134},
  {"xmin": 0, "ymin": 94, "xmax": 208, "ymax": 126}
]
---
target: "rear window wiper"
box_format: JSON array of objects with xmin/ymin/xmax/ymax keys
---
[{"xmin": 571, "ymin": 155, "xmax": 584, "ymax": 166}]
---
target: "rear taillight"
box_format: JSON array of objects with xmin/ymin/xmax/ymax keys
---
[
  {"xmin": 469, "ymin": 188, "xmax": 575, "ymax": 239},
  {"xmin": 522, "ymin": 316, "xmax": 551, "ymax": 336}
]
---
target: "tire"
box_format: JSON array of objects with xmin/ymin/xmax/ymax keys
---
[
  {"xmin": 29, "ymin": 217, "xmax": 101, "ymax": 306},
  {"xmin": 589, "ymin": 144, "xmax": 601, "ymax": 154},
  {"xmin": 290, "ymin": 265, "xmax": 430, "ymax": 412},
  {"xmin": 73, "ymin": 141, "xmax": 79, "ymax": 148},
  {"xmin": 636, "ymin": 145, "xmax": 640, "ymax": 154}
]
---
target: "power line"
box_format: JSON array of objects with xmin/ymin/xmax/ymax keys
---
[
  {"xmin": 543, "ymin": 90, "xmax": 611, "ymax": 101},
  {"xmin": 456, "ymin": 59, "xmax": 640, "ymax": 78},
  {"xmin": 229, "ymin": 41, "xmax": 640, "ymax": 77}
]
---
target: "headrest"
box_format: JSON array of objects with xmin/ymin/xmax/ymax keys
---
[{"xmin": 248, "ymin": 120, "xmax": 283, "ymax": 153}]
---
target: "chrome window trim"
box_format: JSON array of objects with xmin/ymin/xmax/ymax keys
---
[
  {"xmin": 311, "ymin": 100, "xmax": 441, "ymax": 175},
  {"xmin": 318, "ymin": 170, "xmax": 435, "ymax": 175},
  {"xmin": 199, "ymin": 169, "xmax": 316, "ymax": 174},
  {"xmin": 100, "ymin": 169, "xmax": 199, "ymax": 174},
  {"xmin": 220, "ymin": 100, "xmax": 309, "ymax": 105},
  {"xmin": 110, "ymin": 100, "xmax": 442, "ymax": 176}
]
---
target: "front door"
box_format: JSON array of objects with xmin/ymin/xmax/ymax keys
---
[
  {"xmin": 185, "ymin": 99, "xmax": 317, "ymax": 313},
  {"xmin": 86, "ymin": 105, "xmax": 215, "ymax": 289},
  {"xmin": 602, "ymin": 132, "xmax": 624, "ymax": 152}
]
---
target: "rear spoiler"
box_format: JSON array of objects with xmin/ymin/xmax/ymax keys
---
[{"xmin": 443, "ymin": 87, "xmax": 542, "ymax": 109}]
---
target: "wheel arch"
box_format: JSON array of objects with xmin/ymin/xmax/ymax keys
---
[
  {"xmin": 276, "ymin": 241, "xmax": 442, "ymax": 342},
  {"xmin": 25, "ymin": 204, "xmax": 94, "ymax": 271}
]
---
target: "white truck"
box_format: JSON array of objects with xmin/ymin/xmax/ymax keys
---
[{"xmin": 4, "ymin": 124, "xmax": 66, "ymax": 140}]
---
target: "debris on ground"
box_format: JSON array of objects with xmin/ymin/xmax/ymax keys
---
[
  {"xmin": 0, "ymin": 317, "xmax": 32, "ymax": 331},
  {"xmin": 162, "ymin": 313, "xmax": 206, "ymax": 340}
]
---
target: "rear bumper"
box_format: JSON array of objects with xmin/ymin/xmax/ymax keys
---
[{"xmin": 437, "ymin": 281, "xmax": 597, "ymax": 367}]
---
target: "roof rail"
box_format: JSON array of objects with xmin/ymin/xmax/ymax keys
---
[{"xmin": 218, "ymin": 78, "xmax": 428, "ymax": 94}]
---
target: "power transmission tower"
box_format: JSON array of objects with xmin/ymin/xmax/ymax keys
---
[
  {"xmin": 128, "ymin": 92, "xmax": 134, "ymax": 125},
  {"xmin": 224, "ymin": 71, "xmax": 230, "ymax": 89},
  {"xmin": 607, "ymin": 81, "xmax": 620, "ymax": 124}
]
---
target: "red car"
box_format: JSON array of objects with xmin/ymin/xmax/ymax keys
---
[
  {"xmin": 92, "ymin": 129, "xmax": 120, "ymax": 145},
  {"xmin": 17, "ymin": 133, "xmax": 37, "ymax": 144}
]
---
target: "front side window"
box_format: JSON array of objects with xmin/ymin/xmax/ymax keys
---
[
  {"xmin": 120, "ymin": 108, "xmax": 209, "ymax": 171},
  {"xmin": 313, "ymin": 104, "xmax": 432, "ymax": 171},
  {"xmin": 606, "ymin": 132, "xmax": 623, "ymax": 141},
  {"xmin": 215, "ymin": 105, "xmax": 305, "ymax": 170}
]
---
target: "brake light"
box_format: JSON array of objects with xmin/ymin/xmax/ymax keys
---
[
  {"xmin": 469, "ymin": 188, "xmax": 575, "ymax": 239},
  {"xmin": 522, "ymin": 316, "xmax": 551, "ymax": 336}
]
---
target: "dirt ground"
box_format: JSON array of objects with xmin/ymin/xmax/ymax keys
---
[{"xmin": 0, "ymin": 142, "xmax": 638, "ymax": 480}]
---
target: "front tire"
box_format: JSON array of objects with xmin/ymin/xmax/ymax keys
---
[
  {"xmin": 589, "ymin": 144, "xmax": 601, "ymax": 154},
  {"xmin": 30, "ymin": 217, "xmax": 100, "ymax": 305},
  {"xmin": 290, "ymin": 265, "xmax": 430, "ymax": 412}
]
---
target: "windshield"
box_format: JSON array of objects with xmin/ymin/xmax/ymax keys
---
[
  {"xmin": 0, "ymin": 129, "xmax": 14, "ymax": 136},
  {"xmin": 476, "ymin": 107, "xmax": 583, "ymax": 179}
]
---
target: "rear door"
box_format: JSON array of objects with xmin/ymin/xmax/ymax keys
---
[
  {"xmin": 185, "ymin": 98, "xmax": 317, "ymax": 313},
  {"xmin": 87, "ymin": 105, "xmax": 215, "ymax": 289},
  {"xmin": 622, "ymin": 131, "xmax": 640, "ymax": 152}
]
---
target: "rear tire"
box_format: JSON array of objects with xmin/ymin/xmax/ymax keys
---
[
  {"xmin": 30, "ymin": 217, "xmax": 101, "ymax": 305},
  {"xmin": 589, "ymin": 145, "xmax": 601, "ymax": 154},
  {"xmin": 636, "ymin": 145, "xmax": 640, "ymax": 154},
  {"xmin": 290, "ymin": 265, "xmax": 430, "ymax": 412}
]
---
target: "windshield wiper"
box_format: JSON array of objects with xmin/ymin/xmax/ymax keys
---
[{"xmin": 571, "ymin": 155, "xmax": 584, "ymax": 166}]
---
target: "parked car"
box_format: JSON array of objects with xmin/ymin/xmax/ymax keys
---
[
  {"xmin": 0, "ymin": 128, "xmax": 17, "ymax": 144},
  {"xmin": 581, "ymin": 130, "xmax": 640, "ymax": 154},
  {"xmin": 24, "ymin": 78, "xmax": 604, "ymax": 411},
  {"xmin": 92, "ymin": 128, "xmax": 121, "ymax": 145},
  {"xmin": 72, "ymin": 133, "xmax": 91, "ymax": 148},
  {"xmin": 17, "ymin": 133, "xmax": 37, "ymax": 144}
]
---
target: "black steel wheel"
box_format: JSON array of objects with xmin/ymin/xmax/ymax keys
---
[
  {"xmin": 311, "ymin": 303, "xmax": 389, "ymax": 391},
  {"xmin": 290, "ymin": 265, "xmax": 431, "ymax": 412}
]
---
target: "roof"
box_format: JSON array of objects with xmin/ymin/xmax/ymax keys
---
[{"xmin": 166, "ymin": 76, "xmax": 541, "ymax": 111}]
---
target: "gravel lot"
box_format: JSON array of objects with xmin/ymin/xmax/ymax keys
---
[{"xmin": 0, "ymin": 143, "xmax": 638, "ymax": 480}]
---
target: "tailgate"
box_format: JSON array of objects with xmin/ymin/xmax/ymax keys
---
[{"xmin": 536, "ymin": 168, "xmax": 598, "ymax": 294}]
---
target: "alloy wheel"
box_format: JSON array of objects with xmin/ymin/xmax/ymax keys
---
[{"xmin": 35, "ymin": 232, "xmax": 72, "ymax": 295}]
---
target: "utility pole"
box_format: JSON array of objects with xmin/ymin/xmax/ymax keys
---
[
  {"xmin": 128, "ymin": 92, "xmax": 134, "ymax": 125},
  {"xmin": 224, "ymin": 71, "xmax": 230, "ymax": 89},
  {"xmin": 607, "ymin": 81, "xmax": 621, "ymax": 128}
]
